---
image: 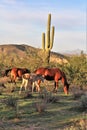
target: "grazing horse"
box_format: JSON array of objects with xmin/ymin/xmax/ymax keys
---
[
  {"xmin": 4, "ymin": 67, "xmax": 30, "ymax": 83},
  {"xmin": 34, "ymin": 67, "xmax": 69, "ymax": 94},
  {"xmin": 19, "ymin": 73, "xmax": 44, "ymax": 94}
]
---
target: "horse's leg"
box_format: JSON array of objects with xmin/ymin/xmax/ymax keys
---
[
  {"xmin": 35, "ymin": 81, "xmax": 40, "ymax": 92},
  {"xmin": 10, "ymin": 74, "xmax": 13, "ymax": 83},
  {"xmin": 63, "ymin": 86, "xmax": 68, "ymax": 95},
  {"xmin": 53, "ymin": 82, "xmax": 56, "ymax": 91},
  {"xmin": 14, "ymin": 74, "xmax": 17, "ymax": 84},
  {"xmin": 32, "ymin": 82, "xmax": 35, "ymax": 93},
  {"xmin": 19, "ymin": 78, "xmax": 25, "ymax": 94},
  {"xmin": 53, "ymin": 81, "xmax": 58, "ymax": 92},
  {"xmin": 11, "ymin": 74, "xmax": 16, "ymax": 84},
  {"xmin": 37, "ymin": 79, "xmax": 41, "ymax": 92},
  {"xmin": 61, "ymin": 77, "xmax": 68, "ymax": 95},
  {"xmin": 24, "ymin": 80, "xmax": 29, "ymax": 91}
]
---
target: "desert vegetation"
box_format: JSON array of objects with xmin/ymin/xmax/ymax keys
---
[{"xmin": 0, "ymin": 45, "xmax": 87, "ymax": 130}]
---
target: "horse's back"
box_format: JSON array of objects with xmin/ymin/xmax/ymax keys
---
[
  {"xmin": 11, "ymin": 68, "xmax": 18, "ymax": 72},
  {"xmin": 34, "ymin": 67, "xmax": 47, "ymax": 75}
]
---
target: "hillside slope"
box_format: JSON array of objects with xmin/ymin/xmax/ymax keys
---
[{"xmin": 0, "ymin": 44, "xmax": 68, "ymax": 70}]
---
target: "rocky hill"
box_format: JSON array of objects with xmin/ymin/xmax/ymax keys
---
[{"xmin": 0, "ymin": 44, "xmax": 68, "ymax": 71}]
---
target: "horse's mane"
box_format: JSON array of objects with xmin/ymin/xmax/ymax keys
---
[{"xmin": 15, "ymin": 68, "xmax": 30, "ymax": 73}]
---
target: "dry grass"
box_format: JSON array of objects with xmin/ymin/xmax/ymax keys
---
[{"xmin": 0, "ymin": 77, "xmax": 87, "ymax": 130}]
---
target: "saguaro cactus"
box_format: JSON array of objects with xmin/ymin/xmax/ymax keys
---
[{"xmin": 42, "ymin": 14, "xmax": 55, "ymax": 64}]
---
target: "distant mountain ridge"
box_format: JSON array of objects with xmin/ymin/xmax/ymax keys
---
[{"xmin": 62, "ymin": 49, "xmax": 86, "ymax": 55}]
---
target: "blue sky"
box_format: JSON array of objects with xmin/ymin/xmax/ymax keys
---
[{"xmin": 0, "ymin": 0, "xmax": 86, "ymax": 53}]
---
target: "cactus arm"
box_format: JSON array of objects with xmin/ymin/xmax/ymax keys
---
[
  {"xmin": 50, "ymin": 26, "xmax": 55, "ymax": 49},
  {"xmin": 46, "ymin": 14, "xmax": 51, "ymax": 49},
  {"xmin": 42, "ymin": 33, "xmax": 45, "ymax": 50},
  {"xmin": 47, "ymin": 14, "xmax": 51, "ymax": 31}
]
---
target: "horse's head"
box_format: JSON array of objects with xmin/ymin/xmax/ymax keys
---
[{"xmin": 2, "ymin": 69, "xmax": 11, "ymax": 77}]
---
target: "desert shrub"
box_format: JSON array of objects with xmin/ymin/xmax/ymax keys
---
[
  {"xmin": 72, "ymin": 94, "xmax": 87, "ymax": 112},
  {"xmin": 66, "ymin": 65, "xmax": 86, "ymax": 88},
  {"xmin": 61, "ymin": 53, "xmax": 87, "ymax": 89},
  {"xmin": 0, "ymin": 83, "xmax": 5, "ymax": 94},
  {"xmin": 64, "ymin": 119, "xmax": 87, "ymax": 130},
  {"xmin": 4, "ymin": 82, "xmax": 16, "ymax": 93},
  {"xmin": 32, "ymin": 89, "xmax": 48, "ymax": 113},
  {"xmin": 4, "ymin": 96, "xmax": 17, "ymax": 108},
  {"xmin": 33, "ymin": 101, "xmax": 47, "ymax": 113},
  {"xmin": 80, "ymin": 95, "xmax": 87, "ymax": 111},
  {"xmin": 39, "ymin": 89, "xmax": 58, "ymax": 103},
  {"xmin": 72, "ymin": 90, "xmax": 85, "ymax": 100},
  {"xmin": 3, "ymin": 96, "xmax": 19, "ymax": 118},
  {"xmin": 23, "ymin": 92, "xmax": 33, "ymax": 99}
]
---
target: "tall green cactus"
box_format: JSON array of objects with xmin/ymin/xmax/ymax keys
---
[{"xmin": 42, "ymin": 14, "xmax": 55, "ymax": 64}]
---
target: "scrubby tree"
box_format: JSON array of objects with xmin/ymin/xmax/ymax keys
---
[{"xmin": 62, "ymin": 53, "xmax": 87, "ymax": 88}]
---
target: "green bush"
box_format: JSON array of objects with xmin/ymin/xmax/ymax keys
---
[
  {"xmin": 61, "ymin": 53, "xmax": 87, "ymax": 88},
  {"xmin": 3, "ymin": 96, "xmax": 19, "ymax": 118},
  {"xmin": 80, "ymin": 95, "xmax": 87, "ymax": 111},
  {"xmin": 39, "ymin": 89, "xmax": 58, "ymax": 103},
  {"xmin": 72, "ymin": 90, "xmax": 84, "ymax": 100}
]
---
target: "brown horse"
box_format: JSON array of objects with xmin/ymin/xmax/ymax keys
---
[
  {"xmin": 34, "ymin": 67, "xmax": 69, "ymax": 94},
  {"xmin": 4, "ymin": 67, "xmax": 30, "ymax": 83}
]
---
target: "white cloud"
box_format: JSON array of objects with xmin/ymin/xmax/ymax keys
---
[{"xmin": 2, "ymin": 0, "xmax": 16, "ymax": 4}]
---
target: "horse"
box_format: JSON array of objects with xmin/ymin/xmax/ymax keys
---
[
  {"xmin": 34, "ymin": 67, "xmax": 69, "ymax": 94},
  {"xmin": 19, "ymin": 73, "xmax": 44, "ymax": 94},
  {"xmin": 4, "ymin": 67, "xmax": 30, "ymax": 83}
]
